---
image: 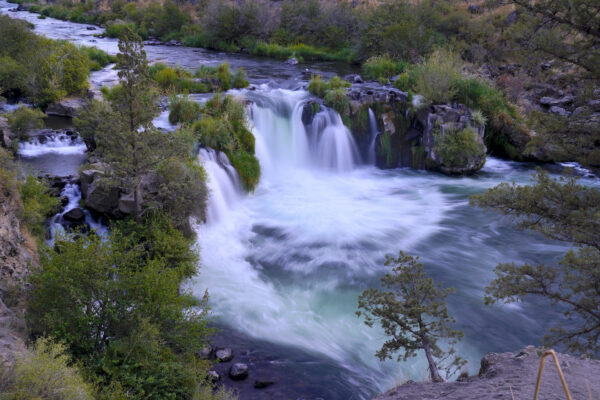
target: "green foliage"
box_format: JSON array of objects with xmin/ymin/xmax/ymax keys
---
[
  {"xmin": 470, "ymin": 110, "xmax": 487, "ymax": 127},
  {"xmin": 412, "ymin": 48, "xmax": 461, "ymax": 105},
  {"xmin": 308, "ymin": 75, "xmax": 327, "ymax": 98},
  {"xmin": 0, "ymin": 338, "xmax": 94, "ymax": 400},
  {"xmin": 433, "ymin": 127, "xmax": 485, "ymax": 169},
  {"xmin": 19, "ymin": 174, "xmax": 60, "ymax": 240},
  {"xmin": 0, "ymin": 15, "xmax": 91, "ymax": 106},
  {"xmin": 324, "ymin": 88, "xmax": 350, "ymax": 117},
  {"xmin": 27, "ymin": 220, "xmax": 212, "ymax": 398},
  {"xmin": 250, "ymin": 42, "xmax": 354, "ymax": 62},
  {"xmin": 362, "ymin": 55, "xmax": 409, "ymax": 81},
  {"xmin": 357, "ymin": 251, "xmax": 465, "ymax": 382},
  {"xmin": 193, "ymin": 94, "xmax": 261, "ymax": 192},
  {"xmin": 7, "ymin": 106, "xmax": 45, "ymax": 140},
  {"xmin": 106, "ymin": 22, "xmax": 138, "ymax": 39},
  {"xmin": 471, "ymin": 170, "xmax": 600, "ymax": 355},
  {"xmin": 79, "ymin": 46, "xmax": 117, "ymax": 71},
  {"xmin": 169, "ymin": 95, "xmax": 201, "ymax": 125},
  {"xmin": 229, "ymin": 151, "xmax": 260, "ymax": 192},
  {"xmin": 194, "ymin": 63, "xmax": 249, "ymax": 91}
]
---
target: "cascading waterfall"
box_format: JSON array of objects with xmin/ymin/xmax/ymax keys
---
[
  {"xmin": 367, "ymin": 108, "xmax": 379, "ymax": 165},
  {"xmin": 312, "ymin": 109, "xmax": 360, "ymax": 172},
  {"xmin": 198, "ymin": 148, "xmax": 242, "ymax": 224},
  {"xmin": 18, "ymin": 132, "xmax": 86, "ymax": 157}
]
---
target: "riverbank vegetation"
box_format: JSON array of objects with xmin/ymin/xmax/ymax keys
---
[
  {"xmin": 0, "ymin": 15, "xmax": 113, "ymax": 107},
  {"xmin": 149, "ymin": 62, "xmax": 249, "ymax": 94}
]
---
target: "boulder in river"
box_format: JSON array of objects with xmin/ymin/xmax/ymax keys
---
[
  {"xmin": 46, "ymin": 96, "xmax": 87, "ymax": 118},
  {"xmin": 63, "ymin": 207, "xmax": 85, "ymax": 222},
  {"xmin": 215, "ymin": 347, "xmax": 233, "ymax": 362},
  {"xmin": 254, "ymin": 379, "xmax": 275, "ymax": 389},
  {"xmin": 228, "ymin": 363, "xmax": 249, "ymax": 381}
]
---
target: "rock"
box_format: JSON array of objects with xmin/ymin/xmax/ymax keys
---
[
  {"xmin": 301, "ymin": 101, "xmax": 320, "ymax": 125},
  {"xmin": 301, "ymin": 68, "xmax": 314, "ymax": 79},
  {"xmin": 46, "ymin": 96, "xmax": 87, "ymax": 118},
  {"xmin": 228, "ymin": 363, "xmax": 249, "ymax": 381},
  {"xmin": 254, "ymin": 379, "xmax": 275, "ymax": 389},
  {"xmin": 286, "ymin": 58, "xmax": 299, "ymax": 65},
  {"xmin": 198, "ymin": 344, "xmax": 212, "ymax": 359},
  {"xmin": 549, "ymin": 106, "xmax": 570, "ymax": 117},
  {"xmin": 63, "ymin": 207, "xmax": 85, "ymax": 222},
  {"xmin": 506, "ymin": 10, "xmax": 518, "ymax": 24},
  {"xmin": 117, "ymin": 193, "xmax": 136, "ymax": 216},
  {"xmin": 344, "ymin": 74, "xmax": 364, "ymax": 84},
  {"xmin": 0, "ymin": 116, "xmax": 13, "ymax": 148},
  {"xmin": 86, "ymin": 26, "xmax": 96, "ymax": 30},
  {"xmin": 215, "ymin": 347, "xmax": 234, "ymax": 362},
  {"xmin": 539, "ymin": 95, "xmax": 574, "ymax": 107},
  {"xmin": 85, "ymin": 183, "xmax": 120, "ymax": 215},
  {"xmin": 207, "ymin": 370, "xmax": 220, "ymax": 383},
  {"xmin": 468, "ymin": 4, "xmax": 481, "ymax": 14},
  {"xmin": 376, "ymin": 347, "xmax": 600, "ymax": 400},
  {"xmin": 588, "ymin": 100, "xmax": 600, "ymax": 112}
]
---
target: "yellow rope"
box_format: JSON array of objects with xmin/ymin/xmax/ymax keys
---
[{"xmin": 533, "ymin": 349, "xmax": 572, "ymax": 400}]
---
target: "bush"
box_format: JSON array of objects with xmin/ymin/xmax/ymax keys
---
[
  {"xmin": 105, "ymin": 22, "xmax": 137, "ymax": 39},
  {"xmin": 0, "ymin": 338, "xmax": 94, "ymax": 400},
  {"xmin": 169, "ymin": 95, "xmax": 202, "ymax": 124},
  {"xmin": 308, "ymin": 75, "xmax": 327, "ymax": 97},
  {"xmin": 19, "ymin": 174, "xmax": 60, "ymax": 240},
  {"xmin": 362, "ymin": 55, "xmax": 409, "ymax": 81},
  {"xmin": 231, "ymin": 67, "xmax": 249, "ymax": 89},
  {"xmin": 7, "ymin": 105, "xmax": 45, "ymax": 139},
  {"xmin": 412, "ymin": 48, "xmax": 461, "ymax": 105},
  {"xmin": 79, "ymin": 45, "xmax": 116, "ymax": 71},
  {"xmin": 324, "ymin": 88, "xmax": 350, "ymax": 117},
  {"xmin": 229, "ymin": 151, "xmax": 260, "ymax": 192},
  {"xmin": 433, "ymin": 126, "xmax": 485, "ymax": 168}
]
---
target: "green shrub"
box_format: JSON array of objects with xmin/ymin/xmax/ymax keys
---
[
  {"xmin": 229, "ymin": 151, "xmax": 260, "ymax": 192},
  {"xmin": 470, "ymin": 110, "xmax": 487, "ymax": 127},
  {"xmin": 231, "ymin": 67, "xmax": 249, "ymax": 89},
  {"xmin": 169, "ymin": 95, "xmax": 201, "ymax": 125},
  {"xmin": 105, "ymin": 22, "xmax": 137, "ymax": 38},
  {"xmin": 308, "ymin": 75, "xmax": 327, "ymax": 97},
  {"xmin": 412, "ymin": 48, "xmax": 461, "ymax": 105},
  {"xmin": 362, "ymin": 55, "xmax": 409, "ymax": 81},
  {"xmin": 0, "ymin": 338, "xmax": 94, "ymax": 400},
  {"xmin": 324, "ymin": 88, "xmax": 350, "ymax": 117},
  {"xmin": 7, "ymin": 106, "xmax": 45, "ymax": 139},
  {"xmin": 433, "ymin": 126, "xmax": 484, "ymax": 168},
  {"xmin": 79, "ymin": 45, "xmax": 116, "ymax": 71},
  {"xmin": 19, "ymin": 174, "xmax": 60, "ymax": 240}
]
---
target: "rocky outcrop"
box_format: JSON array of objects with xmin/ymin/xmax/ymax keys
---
[
  {"xmin": 375, "ymin": 347, "xmax": 600, "ymax": 400},
  {"xmin": 45, "ymin": 96, "xmax": 87, "ymax": 118},
  {"xmin": 314, "ymin": 81, "xmax": 487, "ymax": 174},
  {"xmin": 0, "ymin": 116, "xmax": 14, "ymax": 149},
  {"xmin": 79, "ymin": 163, "xmax": 162, "ymax": 218}
]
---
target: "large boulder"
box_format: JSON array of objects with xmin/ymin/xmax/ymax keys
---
[
  {"xmin": 46, "ymin": 96, "xmax": 87, "ymax": 118},
  {"xmin": 228, "ymin": 363, "xmax": 249, "ymax": 381}
]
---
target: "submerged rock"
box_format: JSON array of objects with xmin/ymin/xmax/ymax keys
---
[
  {"xmin": 229, "ymin": 363, "xmax": 249, "ymax": 381},
  {"xmin": 63, "ymin": 207, "xmax": 85, "ymax": 222},
  {"xmin": 254, "ymin": 379, "xmax": 275, "ymax": 389}
]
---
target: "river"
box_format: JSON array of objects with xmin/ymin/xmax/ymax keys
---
[{"xmin": 2, "ymin": 3, "xmax": 598, "ymax": 398}]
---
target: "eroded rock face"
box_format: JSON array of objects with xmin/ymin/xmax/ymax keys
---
[
  {"xmin": 46, "ymin": 96, "xmax": 87, "ymax": 118},
  {"xmin": 375, "ymin": 347, "xmax": 600, "ymax": 400},
  {"xmin": 342, "ymin": 82, "xmax": 486, "ymax": 174},
  {"xmin": 0, "ymin": 117, "xmax": 14, "ymax": 148}
]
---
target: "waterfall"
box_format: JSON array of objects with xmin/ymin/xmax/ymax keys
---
[
  {"xmin": 247, "ymin": 88, "xmax": 359, "ymax": 175},
  {"xmin": 312, "ymin": 109, "xmax": 360, "ymax": 172},
  {"xmin": 198, "ymin": 148, "xmax": 242, "ymax": 224},
  {"xmin": 367, "ymin": 108, "xmax": 379, "ymax": 165},
  {"xmin": 18, "ymin": 132, "xmax": 86, "ymax": 157}
]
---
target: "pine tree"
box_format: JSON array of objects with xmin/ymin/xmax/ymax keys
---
[
  {"xmin": 357, "ymin": 252, "xmax": 465, "ymax": 382},
  {"xmin": 471, "ymin": 169, "xmax": 600, "ymax": 355}
]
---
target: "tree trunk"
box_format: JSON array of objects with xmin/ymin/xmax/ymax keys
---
[
  {"xmin": 134, "ymin": 180, "xmax": 142, "ymax": 223},
  {"xmin": 421, "ymin": 334, "xmax": 444, "ymax": 383}
]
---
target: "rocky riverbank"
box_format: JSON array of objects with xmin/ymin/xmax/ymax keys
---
[{"xmin": 376, "ymin": 346, "xmax": 600, "ymax": 400}]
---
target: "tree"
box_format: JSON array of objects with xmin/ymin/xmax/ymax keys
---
[
  {"xmin": 508, "ymin": 0, "xmax": 600, "ymax": 79},
  {"xmin": 471, "ymin": 169, "xmax": 600, "ymax": 355},
  {"xmin": 357, "ymin": 252, "xmax": 465, "ymax": 382},
  {"xmin": 7, "ymin": 106, "xmax": 45, "ymax": 140},
  {"xmin": 79, "ymin": 28, "xmax": 192, "ymax": 222}
]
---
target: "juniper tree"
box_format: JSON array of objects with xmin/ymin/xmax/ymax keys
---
[
  {"xmin": 77, "ymin": 28, "xmax": 195, "ymax": 223},
  {"xmin": 471, "ymin": 169, "xmax": 600, "ymax": 355},
  {"xmin": 357, "ymin": 252, "xmax": 465, "ymax": 382}
]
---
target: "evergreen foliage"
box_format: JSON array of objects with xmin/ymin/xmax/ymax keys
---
[
  {"xmin": 471, "ymin": 170, "xmax": 600, "ymax": 355},
  {"xmin": 357, "ymin": 251, "xmax": 465, "ymax": 382}
]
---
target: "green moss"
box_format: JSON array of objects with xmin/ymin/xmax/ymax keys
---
[
  {"xmin": 229, "ymin": 151, "xmax": 260, "ymax": 192},
  {"xmin": 377, "ymin": 131, "xmax": 397, "ymax": 168}
]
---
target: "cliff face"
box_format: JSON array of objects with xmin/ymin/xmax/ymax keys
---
[
  {"xmin": 375, "ymin": 347, "xmax": 600, "ymax": 400},
  {"xmin": 0, "ymin": 172, "xmax": 36, "ymax": 364}
]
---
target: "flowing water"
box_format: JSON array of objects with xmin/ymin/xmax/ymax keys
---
[{"xmin": 2, "ymin": 4, "xmax": 599, "ymax": 398}]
